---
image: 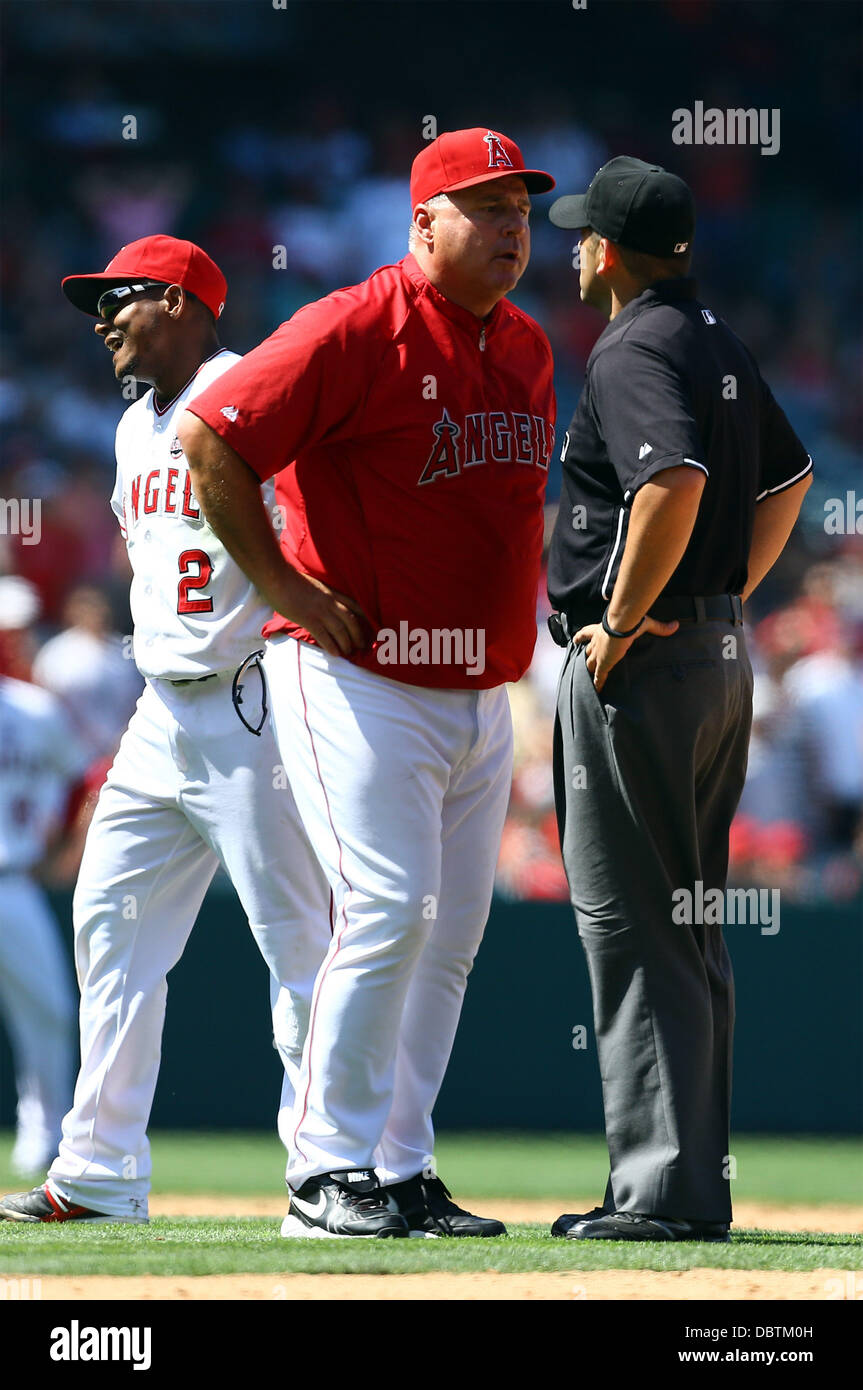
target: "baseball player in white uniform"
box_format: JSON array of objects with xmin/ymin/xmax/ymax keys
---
[
  {"xmin": 33, "ymin": 585, "xmax": 142, "ymax": 763},
  {"xmin": 0, "ymin": 236, "xmax": 330, "ymax": 1224},
  {"xmin": 0, "ymin": 578, "xmax": 87, "ymax": 1178}
]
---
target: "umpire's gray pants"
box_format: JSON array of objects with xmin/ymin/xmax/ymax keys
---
[{"xmin": 553, "ymin": 622, "xmax": 753, "ymax": 1222}]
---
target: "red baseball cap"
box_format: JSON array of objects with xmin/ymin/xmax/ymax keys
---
[
  {"xmin": 62, "ymin": 234, "xmax": 227, "ymax": 319},
  {"xmin": 410, "ymin": 128, "xmax": 555, "ymax": 209}
]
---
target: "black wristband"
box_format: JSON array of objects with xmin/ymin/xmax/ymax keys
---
[{"xmin": 602, "ymin": 608, "xmax": 645, "ymax": 640}]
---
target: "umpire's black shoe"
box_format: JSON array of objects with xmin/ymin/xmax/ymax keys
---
[
  {"xmin": 280, "ymin": 1169, "xmax": 409, "ymax": 1239},
  {"xmin": 551, "ymin": 1207, "xmax": 610, "ymax": 1237},
  {"xmin": 559, "ymin": 1210, "xmax": 730, "ymax": 1242},
  {"xmin": 384, "ymin": 1173, "xmax": 507, "ymax": 1237}
]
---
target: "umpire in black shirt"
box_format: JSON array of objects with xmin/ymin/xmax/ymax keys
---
[{"xmin": 546, "ymin": 157, "xmax": 813, "ymax": 1242}]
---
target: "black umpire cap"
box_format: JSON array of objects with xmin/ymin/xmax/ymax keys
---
[{"xmin": 549, "ymin": 156, "xmax": 695, "ymax": 258}]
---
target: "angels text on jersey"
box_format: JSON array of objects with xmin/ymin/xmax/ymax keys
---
[
  {"xmin": 419, "ymin": 408, "xmax": 554, "ymax": 485},
  {"xmin": 110, "ymin": 349, "xmax": 275, "ymax": 680}
]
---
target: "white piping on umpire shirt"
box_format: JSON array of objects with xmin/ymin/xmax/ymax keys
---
[
  {"xmin": 623, "ymin": 458, "xmax": 708, "ymax": 504},
  {"xmin": 755, "ymin": 456, "xmax": 813, "ymax": 501},
  {"xmin": 602, "ymin": 460, "xmax": 711, "ymax": 600},
  {"xmin": 601, "ymin": 507, "xmax": 626, "ymax": 600}
]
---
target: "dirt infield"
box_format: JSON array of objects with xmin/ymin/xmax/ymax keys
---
[
  {"xmin": 14, "ymin": 1196, "xmax": 862, "ymax": 1301},
  {"xmin": 29, "ymin": 1269, "xmax": 856, "ymax": 1300}
]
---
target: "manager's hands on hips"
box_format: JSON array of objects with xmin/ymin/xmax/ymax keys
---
[
  {"xmin": 576, "ymin": 467, "xmax": 706, "ymax": 691},
  {"xmin": 273, "ymin": 569, "xmax": 369, "ymax": 658},
  {"xmin": 177, "ymin": 411, "xmax": 370, "ymax": 658}
]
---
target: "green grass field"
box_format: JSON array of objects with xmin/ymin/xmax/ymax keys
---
[
  {"xmin": 0, "ymin": 1223, "xmax": 859, "ymax": 1278},
  {"xmin": 0, "ymin": 1131, "xmax": 860, "ymax": 1277}
]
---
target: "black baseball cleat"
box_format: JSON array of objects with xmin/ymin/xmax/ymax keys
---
[
  {"xmin": 383, "ymin": 1173, "xmax": 507, "ymax": 1237},
  {"xmin": 558, "ymin": 1210, "xmax": 730, "ymax": 1242},
  {"xmin": 0, "ymin": 1183, "xmax": 147, "ymax": 1225},
  {"xmin": 551, "ymin": 1207, "xmax": 610, "ymax": 1237},
  {"xmin": 279, "ymin": 1169, "xmax": 409, "ymax": 1239}
]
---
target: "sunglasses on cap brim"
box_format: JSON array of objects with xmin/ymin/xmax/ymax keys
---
[{"xmin": 96, "ymin": 282, "xmax": 171, "ymax": 320}]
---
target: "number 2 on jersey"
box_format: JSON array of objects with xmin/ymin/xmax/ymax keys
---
[{"xmin": 177, "ymin": 549, "xmax": 214, "ymax": 614}]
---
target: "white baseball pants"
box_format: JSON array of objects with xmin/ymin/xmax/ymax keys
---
[
  {"xmin": 48, "ymin": 670, "xmax": 331, "ymax": 1219},
  {"xmin": 0, "ymin": 874, "xmax": 76, "ymax": 1174},
  {"xmin": 264, "ymin": 637, "xmax": 513, "ymax": 1188}
]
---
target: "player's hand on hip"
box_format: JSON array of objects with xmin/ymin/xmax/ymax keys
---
[
  {"xmin": 573, "ymin": 616, "xmax": 679, "ymax": 692},
  {"xmin": 279, "ymin": 570, "xmax": 371, "ymax": 658}
]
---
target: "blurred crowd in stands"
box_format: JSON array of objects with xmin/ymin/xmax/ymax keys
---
[{"xmin": 1, "ymin": 1, "xmax": 860, "ymax": 902}]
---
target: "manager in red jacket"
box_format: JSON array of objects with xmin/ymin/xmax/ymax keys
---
[{"xmin": 178, "ymin": 127, "xmax": 555, "ymax": 1240}]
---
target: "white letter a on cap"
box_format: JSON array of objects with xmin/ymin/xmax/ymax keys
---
[{"xmin": 484, "ymin": 131, "xmax": 513, "ymax": 169}]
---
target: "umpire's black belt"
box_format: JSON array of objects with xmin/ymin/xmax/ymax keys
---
[{"xmin": 548, "ymin": 594, "xmax": 743, "ymax": 648}]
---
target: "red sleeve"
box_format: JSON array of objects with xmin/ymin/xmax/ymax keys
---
[{"xmin": 186, "ymin": 293, "xmax": 384, "ymax": 483}]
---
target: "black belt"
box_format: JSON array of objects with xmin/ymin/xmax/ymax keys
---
[
  {"xmin": 166, "ymin": 673, "xmax": 219, "ymax": 687},
  {"xmin": 548, "ymin": 594, "xmax": 743, "ymax": 648}
]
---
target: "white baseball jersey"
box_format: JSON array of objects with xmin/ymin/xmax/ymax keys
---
[
  {"xmin": 33, "ymin": 627, "xmax": 142, "ymax": 761},
  {"xmin": 111, "ymin": 349, "xmax": 274, "ymax": 680},
  {"xmin": 0, "ymin": 676, "xmax": 89, "ymax": 872}
]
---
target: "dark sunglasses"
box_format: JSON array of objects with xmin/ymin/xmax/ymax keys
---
[
  {"xmin": 231, "ymin": 650, "xmax": 269, "ymax": 736},
  {"xmin": 96, "ymin": 283, "xmax": 170, "ymax": 321}
]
